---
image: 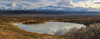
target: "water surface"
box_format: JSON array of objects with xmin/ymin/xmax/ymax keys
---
[{"xmin": 13, "ymin": 22, "xmax": 85, "ymax": 35}]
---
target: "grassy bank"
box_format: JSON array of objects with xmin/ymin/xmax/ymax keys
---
[
  {"xmin": 0, "ymin": 16, "xmax": 66, "ymax": 39},
  {"xmin": 1, "ymin": 16, "xmax": 100, "ymax": 25},
  {"xmin": 0, "ymin": 16, "xmax": 100, "ymax": 39}
]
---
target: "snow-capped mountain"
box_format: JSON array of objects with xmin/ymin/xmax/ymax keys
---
[
  {"xmin": 0, "ymin": 0, "xmax": 98, "ymax": 12},
  {"xmin": 0, "ymin": 0, "xmax": 86, "ymax": 11},
  {"xmin": 0, "ymin": 2, "xmax": 39, "ymax": 10}
]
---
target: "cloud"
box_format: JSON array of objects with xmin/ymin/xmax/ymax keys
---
[
  {"xmin": 0, "ymin": 0, "xmax": 59, "ymax": 10},
  {"xmin": 45, "ymin": 0, "xmax": 100, "ymax": 12},
  {"xmin": 0, "ymin": 0, "xmax": 58, "ymax": 6},
  {"xmin": 94, "ymin": 2, "xmax": 100, "ymax": 4},
  {"xmin": 0, "ymin": 0, "xmax": 100, "ymax": 12}
]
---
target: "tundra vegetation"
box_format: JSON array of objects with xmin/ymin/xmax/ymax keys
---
[{"xmin": 0, "ymin": 16, "xmax": 100, "ymax": 39}]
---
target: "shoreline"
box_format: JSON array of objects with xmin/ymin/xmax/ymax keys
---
[{"xmin": 0, "ymin": 16, "xmax": 100, "ymax": 39}]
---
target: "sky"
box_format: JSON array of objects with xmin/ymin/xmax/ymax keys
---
[{"xmin": 0, "ymin": 0, "xmax": 100, "ymax": 12}]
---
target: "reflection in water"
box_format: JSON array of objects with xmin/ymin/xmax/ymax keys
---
[{"xmin": 13, "ymin": 22, "xmax": 85, "ymax": 35}]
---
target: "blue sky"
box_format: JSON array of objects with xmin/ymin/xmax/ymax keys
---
[{"xmin": 0, "ymin": 0, "xmax": 100, "ymax": 12}]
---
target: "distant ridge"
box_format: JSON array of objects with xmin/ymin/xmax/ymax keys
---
[
  {"xmin": 0, "ymin": 10, "xmax": 67, "ymax": 14},
  {"xmin": 0, "ymin": 10, "xmax": 100, "ymax": 17}
]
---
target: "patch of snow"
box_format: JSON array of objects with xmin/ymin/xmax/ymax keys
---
[{"xmin": 0, "ymin": 2, "xmax": 39, "ymax": 10}]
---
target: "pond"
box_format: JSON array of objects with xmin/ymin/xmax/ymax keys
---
[{"xmin": 13, "ymin": 22, "xmax": 85, "ymax": 35}]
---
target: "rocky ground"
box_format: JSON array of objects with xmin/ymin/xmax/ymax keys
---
[{"xmin": 66, "ymin": 23, "xmax": 100, "ymax": 39}]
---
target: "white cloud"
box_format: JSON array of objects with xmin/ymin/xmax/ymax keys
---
[
  {"xmin": 45, "ymin": 0, "xmax": 100, "ymax": 12},
  {"xmin": 0, "ymin": 0, "xmax": 59, "ymax": 10},
  {"xmin": 0, "ymin": 0, "xmax": 100, "ymax": 12}
]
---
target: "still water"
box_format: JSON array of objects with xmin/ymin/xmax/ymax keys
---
[{"xmin": 13, "ymin": 22, "xmax": 85, "ymax": 35}]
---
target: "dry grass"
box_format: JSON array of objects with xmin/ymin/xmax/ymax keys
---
[
  {"xmin": 0, "ymin": 16, "xmax": 66, "ymax": 39},
  {"xmin": 66, "ymin": 23, "xmax": 100, "ymax": 39},
  {"xmin": 0, "ymin": 16, "xmax": 100, "ymax": 39}
]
